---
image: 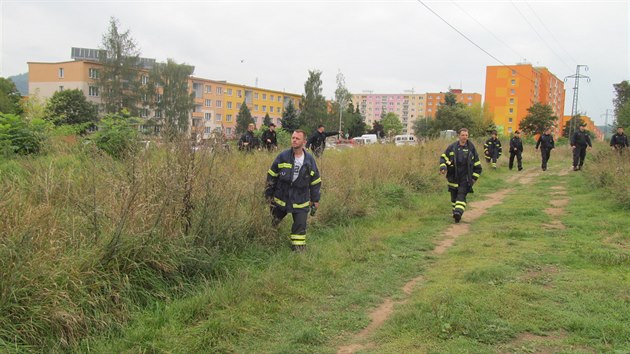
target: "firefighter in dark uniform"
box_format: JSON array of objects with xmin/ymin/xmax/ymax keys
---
[
  {"xmin": 306, "ymin": 124, "xmax": 339, "ymax": 157},
  {"xmin": 238, "ymin": 123, "xmax": 260, "ymax": 152},
  {"xmin": 610, "ymin": 126, "xmax": 629, "ymax": 154},
  {"xmin": 261, "ymin": 123, "xmax": 278, "ymax": 151},
  {"xmin": 439, "ymin": 128, "xmax": 482, "ymax": 223},
  {"xmin": 265, "ymin": 129, "xmax": 321, "ymax": 252},
  {"xmin": 571, "ymin": 123, "xmax": 592, "ymax": 171},
  {"xmin": 509, "ymin": 130, "xmax": 524, "ymax": 171},
  {"xmin": 484, "ymin": 130, "xmax": 502, "ymax": 169},
  {"xmin": 535, "ymin": 127, "xmax": 555, "ymax": 171}
]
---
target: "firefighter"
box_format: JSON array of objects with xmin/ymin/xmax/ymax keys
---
[
  {"xmin": 571, "ymin": 123, "xmax": 592, "ymax": 171},
  {"xmin": 610, "ymin": 126, "xmax": 629, "ymax": 154},
  {"xmin": 484, "ymin": 130, "xmax": 502, "ymax": 169},
  {"xmin": 261, "ymin": 123, "xmax": 278, "ymax": 151},
  {"xmin": 306, "ymin": 124, "xmax": 339, "ymax": 157},
  {"xmin": 439, "ymin": 128, "xmax": 482, "ymax": 223},
  {"xmin": 535, "ymin": 127, "xmax": 555, "ymax": 171},
  {"xmin": 238, "ymin": 123, "xmax": 260, "ymax": 152},
  {"xmin": 265, "ymin": 129, "xmax": 321, "ymax": 252},
  {"xmin": 509, "ymin": 130, "xmax": 524, "ymax": 171}
]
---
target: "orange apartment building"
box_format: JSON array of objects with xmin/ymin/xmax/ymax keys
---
[
  {"xmin": 28, "ymin": 48, "xmax": 301, "ymax": 139},
  {"xmin": 424, "ymin": 89, "xmax": 482, "ymax": 118},
  {"xmin": 485, "ymin": 64, "xmax": 565, "ymax": 136}
]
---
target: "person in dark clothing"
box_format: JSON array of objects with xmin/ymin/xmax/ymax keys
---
[
  {"xmin": 484, "ymin": 130, "xmax": 502, "ymax": 169},
  {"xmin": 265, "ymin": 130, "xmax": 322, "ymax": 252},
  {"xmin": 535, "ymin": 127, "xmax": 555, "ymax": 171},
  {"xmin": 238, "ymin": 123, "xmax": 260, "ymax": 152},
  {"xmin": 306, "ymin": 125, "xmax": 338, "ymax": 157},
  {"xmin": 610, "ymin": 126, "xmax": 629, "ymax": 154},
  {"xmin": 509, "ymin": 130, "xmax": 524, "ymax": 171},
  {"xmin": 571, "ymin": 123, "xmax": 593, "ymax": 171},
  {"xmin": 439, "ymin": 128, "xmax": 482, "ymax": 223},
  {"xmin": 261, "ymin": 123, "xmax": 278, "ymax": 151}
]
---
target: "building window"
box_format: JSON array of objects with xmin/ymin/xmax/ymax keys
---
[
  {"xmin": 58, "ymin": 68, "xmax": 64, "ymax": 78},
  {"xmin": 140, "ymin": 108, "xmax": 148, "ymax": 118},
  {"xmin": 226, "ymin": 127, "xmax": 232, "ymax": 135},
  {"xmin": 512, "ymin": 70, "xmax": 516, "ymax": 76},
  {"xmin": 254, "ymin": 93, "xmax": 259, "ymax": 99},
  {"xmin": 509, "ymin": 108, "xmax": 514, "ymax": 113},
  {"xmin": 262, "ymin": 93, "xmax": 267, "ymax": 100},
  {"xmin": 216, "ymin": 100, "xmax": 222, "ymax": 108},
  {"xmin": 508, "ymin": 127, "xmax": 513, "ymax": 133},
  {"xmin": 205, "ymin": 99, "xmax": 212, "ymax": 107},
  {"xmin": 254, "ymin": 104, "xmax": 259, "ymax": 111},
  {"xmin": 227, "ymin": 88, "xmax": 232, "ymax": 95},
  {"xmin": 270, "ymin": 94, "xmax": 274, "ymax": 101},
  {"xmin": 216, "ymin": 114, "xmax": 222, "ymax": 122},
  {"xmin": 510, "ymin": 89, "xmax": 515, "ymax": 95},
  {"xmin": 205, "ymin": 85, "xmax": 212, "ymax": 93},
  {"xmin": 508, "ymin": 117, "xmax": 513, "ymax": 123},
  {"xmin": 88, "ymin": 68, "xmax": 99, "ymax": 79},
  {"xmin": 226, "ymin": 114, "xmax": 233, "ymax": 122},
  {"xmin": 237, "ymin": 90, "xmax": 242, "ymax": 97},
  {"xmin": 262, "ymin": 106, "xmax": 267, "ymax": 112},
  {"xmin": 88, "ymin": 86, "xmax": 99, "ymax": 97},
  {"xmin": 511, "ymin": 79, "xmax": 516, "ymax": 85},
  {"xmin": 270, "ymin": 106, "xmax": 274, "ymax": 113},
  {"xmin": 204, "ymin": 127, "xmax": 212, "ymax": 134},
  {"xmin": 510, "ymin": 98, "xmax": 514, "ymax": 104},
  {"xmin": 227, "ymin": 101, "xmax": 233, "ymax": 109},
  {"xmin": 216, "ymin": 87, "xmax": 223, "ymax": 94},
  {"xmin": 277, "ymin": 96, "xmax": 281, "ymax": 102},
  {"xmin": 155, "ymin": 110, "xmax": 162, "ymax": 118},
  {"xmin": 142, "ymin": 75, "xmax": 149, "ymax": 85},
  {"xmin": 205, "ymin": 113, "xmax": 212, "ymax": 121}
]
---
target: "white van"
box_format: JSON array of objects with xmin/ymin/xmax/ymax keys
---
[
  {"xmin": 360, "ymin": 134, "xmax": 378, "ymax": 144},
  {"xmin": 394, "ymin": 134, "xmax": 417, "ymax": 146}
]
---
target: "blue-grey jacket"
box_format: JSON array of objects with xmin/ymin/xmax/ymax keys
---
[{"xmin": 265, "ymin": 148, "xmax": 321, "ymax": 213}]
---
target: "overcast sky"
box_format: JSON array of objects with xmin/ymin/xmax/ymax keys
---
[{"xmin": 1, "ymin": 0, "xmax": 628, "ymax": 125}]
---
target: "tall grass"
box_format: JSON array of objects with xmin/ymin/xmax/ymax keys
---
[
  {"xmin": 0, "ymin": 137, "xmax": 443, "ymax": 350},
  {"xmin": 584, "ymin": 149, "xmax": 630, "ymax": 208}
]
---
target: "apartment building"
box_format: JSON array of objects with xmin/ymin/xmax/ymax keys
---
[
  {"xmin": 559, "ymin": 115, "xmax": 603, "ymax": 141},
  {"xmin": 424, "ymin": 89, "xmax": 482, "ymax": 118},
  {"xmin": 485, "ymin": 63, "xmax": 565, "ymax": 136},
  {"xmin": 352, "ymin": 93, "xmax": 427, "ymax": 135}
]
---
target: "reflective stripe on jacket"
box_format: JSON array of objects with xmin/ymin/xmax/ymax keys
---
[{"xmin": 265, "ymin": 148, "xmax": 321, "ymax": 213}]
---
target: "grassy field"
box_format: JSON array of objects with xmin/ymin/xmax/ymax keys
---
[{"xmin": 2, "ymin": 138, "xmax": 628, "ymax": 353}]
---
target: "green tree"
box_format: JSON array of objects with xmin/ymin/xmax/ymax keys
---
[
  {"xmin": 0, "ymin": 113, "xmax": 50, "ymax": 156},
  {"xmin": 0, "ymin": 77, "xmax": 23, "ymax": 115},
  {"xmin": 98, "ymin": 17, "xmax": 142, "ymax": 115},
  {"xmin": 412, "ymin": 117, "xmax": 430, "ymax": 137},
  {"xmin": 44, "ymin": 89, "xmax": 98, "ymax": 126},
  {"xmin": 432, "ymin": 102, "xmax": 476, "ymax": 136},
  {"xmin": 263, "ymin": 113, "xmax": 272, "ymax": 127},
  {"xmin": 147, "ymin": 59, "xmax": 195, "ymax": 139},
  {"xmin": 332, "ymin": 70, "xmax": 352, "ymax": 133},
  {"xmin": 90, "ymin": 113, "xmax": 139, "ymax": 159},
  {"xmin": 467, "ymin": 103, "xmax": 495, "ymax": 137},
  {"xmin": 381, "ymin": 112, "xmax": 404, "ymax": 137},
  {"xmin": 280, "ymin": 100, "xmax": 299, "ymax": 133},
  {"xmin": 562, "ymin": 115, "xmax": 584, "ymax": 138},
  {"xmin": 344, "ymin": 102, "xmax": 365, "ymax": 138},
  {"xmin": 236, "ymin": 100, "xmax": 254, "ymax": 134},
  {"xmin": 443, "ymin": 91, "xmax": 458, "ymax": 107},
  {"xmin": 518, "ymin": 103, "xmax": 558, "ymax": 136},
  {"xmin": 369, "ymin": 120, "xmax": 385, "ymax": 138},
  {"xmin": 299, "ymin": 70, "xmax": 328, "ymax": 133},
  {"xmin": 21, "ymin": 90, "xmax": 47, "ymax": 121},
  {"xmin": 613, "ymin": 81, "xmax": 630, "ymax": 128}
]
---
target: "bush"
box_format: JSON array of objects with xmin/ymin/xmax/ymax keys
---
[
  {"xmin": 0, "ymin": 113, "xmax": 50, "ymax": 156},
  {"xmin": 90, "ymin": 114, "xmax": 138, "ymax": 159}
]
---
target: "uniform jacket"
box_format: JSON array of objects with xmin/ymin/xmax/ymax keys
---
[
  {"xmin": 571, "ymin": 130, "xmax": 592, "ymax": 148},
  {"xmin": 610, "ymin": 133, "xmax": 629, "ymax": 148},
  {"xmin": 261, "ymin": 129, "xmax": 278, "ymax": 149},
  {"xmin": 536, "ymin": 134, "xmax": 555, "ymax": 150},
  {"xmin": 439, "ymin": 140, "xmax": 482, "ymax": 192},
  {"xmin": 265, "ymin": 148, "xmax": 321, "ymax": 213},
  {"xmin": 484, "ymin": 137, "xmax": 502, "ymax": 158},
  {"xmin": 509, "ymin": 137, "xmax": 523, "ymax": 153},
  {"xmin": 306, "ymin": 130, "xmax": 338, "ymax": 152},
  {"xmin": 238, "ymin": 131, "xmax": 260, "ymax": 151}
]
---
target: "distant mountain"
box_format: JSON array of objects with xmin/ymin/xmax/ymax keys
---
[{"xmin": 8, "ymin": 72, "xmax": 28, "ymax": 96}]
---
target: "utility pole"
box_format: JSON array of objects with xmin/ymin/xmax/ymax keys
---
[
  {"xmin": 602, "ymin": 109, "xmax": 612, "ymax": 140},
  {"xmin": 564, "ymin": 65, "xmax": 590, "ymax": 138}
]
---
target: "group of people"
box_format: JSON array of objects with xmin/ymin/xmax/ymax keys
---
[
  {"xmin": 238, "ymin": 123, "xmax": 279, "ymax": 152},
  {"xmin": 264, "ymin": 122, "xmax": 628, "ymax": 251}
]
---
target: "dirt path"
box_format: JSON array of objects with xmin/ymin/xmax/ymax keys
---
[{"xmin": 337, "ymin": 169, "xmax": 539, "ymax": 354}]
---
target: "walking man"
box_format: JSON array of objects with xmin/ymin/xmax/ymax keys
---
[
  {"xmin": 535, "ymin": 127, "xmax": 555, "ymax": 171},
  {"xmin": 238, "ymin": 123, "xmax": 260, "ymax": 152},
  {"xmin": 509, "ymin": 130, "xmax": 524, "ymax": 171},
  {"xmin": 571, "ymin": 123, "xmax": 592, "ymax": 171},
  {"xmin": 610, "ymin": 126, "xmax": 628, "ymax": 154},
  {"xmin": 265, "ymin": 130, "xmax": 322, "ymax": 252},
  {"xmin": 306, "ymin": 125, "xmax": 339, "ymax": 157},
  {"xmin": 261, "ymin": 123, "xmax": 278, "ymax": 151},
  {"xmin": 439, "ymin": 128, "xmax": 482, "ymax": 223},
  {"xmin": 484, "ymin": 130, "xmax": 502, "ymax": 169}
]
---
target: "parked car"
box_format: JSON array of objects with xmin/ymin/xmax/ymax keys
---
[
  {"xmin": 394, "ymin": 134, "xmax": 417, "ymax": 146},
  {"xmin": 360, "ymin": 134, "xmax": 378, "ymax": 144}
]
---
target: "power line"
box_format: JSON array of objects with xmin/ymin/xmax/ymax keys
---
[
  {"xmin": 450, "ymin": 0, "xmax": 526, "ymax": 62},
  {"xmin": 524, "ymin": 1, "xmax": 578, "ymax": 66},
  {"xmin": 415, "ymin": 0, "xmax": 535, "ymax": 83},
  {"xmin": 510, "ymin": 1, "xmax": 573, "ymax": 70}
]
